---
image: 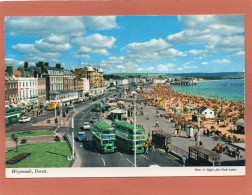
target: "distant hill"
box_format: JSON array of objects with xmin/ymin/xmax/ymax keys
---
[
  {"xmin": 104, "ymin": 72, "xmax": 244, "ymax": 80},
  {"xmin": 104, "ymin": 73, "xmax": 166, "ymax": 77},
  {"xmin": 167, "ymin": 72, "xmax": 245, "ymax": 80}
]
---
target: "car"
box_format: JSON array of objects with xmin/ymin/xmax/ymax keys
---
[
  {"xmin": 19, "ymin": 117, "xmax": 31, "ymax": 123},
  {"xmin": 91, "ymin": 116, "xmax": 98, "ymax": 123},
  {"xmin": 83, "ymin": 122, "xmax": 91, "ymax": 130},
  {"xmin": 77, "ymin": 132, "xmax": 87, "ymax": 142},
  {"xmin": 83, "ymin": 99, "xmax": 88, "ymax": 102},
  {"xmin": 67, "ymin": 104, "xmax": 74, "ymax": 109},
  {"xmin": 92, "ymin": 97, "xmax": 97, "ymax": 101}
]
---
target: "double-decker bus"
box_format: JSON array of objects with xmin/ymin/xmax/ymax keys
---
[
  {"xmin": 95, "ymin": 102, "xmax": 103, "ymax": 112},
  {"xmin": 112, "ymin": 121, "xmax": 145, "ymax": 154},
  {"xmin": 92, "ymin": 121, "xmax": 116, "ymax": 153},
  {"xmin": 5, "ymin": 107, "xmax": 23, "ymax": 125}
]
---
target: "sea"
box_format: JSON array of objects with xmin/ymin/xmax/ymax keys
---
[{"xmin": 172, "ymin": 79, "xmax": 245, "ymax": 103}]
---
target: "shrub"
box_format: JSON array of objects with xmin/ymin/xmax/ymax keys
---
[
  {"xmin": 54, "ymin": 136, "xmax": 60, "ymax": 142},
  {"xmin": 20, "ymin": 139, "xmax": 27, "ymax": 144},
  {"xmin": 19, "ymin": 130, "xmax": 35, "ymax": 135}
]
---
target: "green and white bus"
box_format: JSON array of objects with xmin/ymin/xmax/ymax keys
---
[
  {"xmin": 92, "ymin": 121, "xmax": 116, "ymax": 153},
  {"xmin": 112, "ymin": 121, "xmax": 145, "ymax": 154},
  {"xmin": 95, "ymin": 102, "xmax": 103, "ymax": 112},
  {"xmin": 5, "ymin": 107, "xmax": 23, "ymax": 125}
]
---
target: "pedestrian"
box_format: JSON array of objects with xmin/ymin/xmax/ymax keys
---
[
  {"xmin": 203, "ymin": 128, "xmax": 206, "ymax": 136},
  {"xmin": 152, "ymin": 144, "xmax": 155, "ymax": 151},
  {"xmin": 194, "ymin": 132, "xmax": 198, "ymax": 142},
  {"xmin": 178, "ymin": 129, "xmax": 181, "ymax": 136},
  {"xmin": 174, "ymin": 129, "xmax": 177, "ymax": 136},
  {"xmin": 217, "ymin": 120, "xmax": 219, "ymax": 126},
  {"xmin": 155, "ymin": 120, "xmax": 159, "ymax": 128},
  {"xmin": 182, "ymin": 156, "xmax": 186, "ymax": 167},
  {"xmin": 207, "ymin": 129, "xmax": 210, "ymax": 137},
  {"xmin": 145, "ymin": 142, "xmax": 148, "ymax": 154},
  {"xmin": 199, "ymin": 141, "xmax": 203, "ymax": 147},
  {"xmin": 216, "ymin": 144, "xmax": 220, "ymax": 154}
]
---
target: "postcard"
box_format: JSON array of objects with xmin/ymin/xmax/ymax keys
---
[{"xmin": 3, "ymin": 14, "xmax": 246, "ymax": 178}]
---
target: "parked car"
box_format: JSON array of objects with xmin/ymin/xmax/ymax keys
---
[
  {"xmin": 19, "ymin": 117, "xmax": 31, "ymax": 123},
  {"xmin": 83, "ymin": 122, "xmax": 91, "ymax": 130},
  {"xmin": 77, "ymin": 132, "xmax": 87, "ymax": 142},
  {"xmin": 67, "ymin": 104, "xmax": 74, "ymax": 109},
  {"xmin": 91, "ymin": 116, "xmax": 98, "ymax": 123},
  {"xmin": 92, "ymin": 97, "xmax": 97, "ymax": 101}
]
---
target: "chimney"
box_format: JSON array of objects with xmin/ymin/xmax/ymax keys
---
[
  {"xmin": 17, "ymin": 66, "xmax": 25, "ymax": 76},
  {"xmin": 56, "ymin": 63, "xmax": 61, "ymax": 70},
  {"xmin": 44, "ymin": 62, "xmax": 49, "ymax": 67},
  {"xmin": 24, "ymin": 61, "xmax": 29, "ymax": 70},
  {"xmin": 6, "ymin": 64, "xmax": 13, "ymax": 76}
]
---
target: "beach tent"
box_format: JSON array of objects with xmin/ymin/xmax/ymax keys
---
[{"xmin": 236, "ymin": 118, "xmax": 245, "ymax": 134}]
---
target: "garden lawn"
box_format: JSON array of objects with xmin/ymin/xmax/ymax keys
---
[
  {"xmin": 6, "ymin": 142, "xmax": 72, "ymax": 168},
  {"xmin": 6, "ymin": 130, "xmax": 55, "ymax": 138}
]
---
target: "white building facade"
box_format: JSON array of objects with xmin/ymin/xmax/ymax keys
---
[
  {"xmin": 198, "ymin": 107, "xmax": 215, "ymax": 119},
  {"xmin": 17, "ymin": 77, "xmax": 38, "ymax": 104}
]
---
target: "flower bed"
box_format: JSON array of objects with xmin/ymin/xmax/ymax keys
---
[
  {"xmin": 19, "ymin": 131, "xmax": 35, "ymax": 135},
  {"xmin": 6, "ymin": 153, "xmax": 31, "ymax": 164}
]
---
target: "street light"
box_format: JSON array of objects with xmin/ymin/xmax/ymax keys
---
[
  {"xmin": 72, "ymin": 116, "xmax": 75, "ymax": 159},
  {"xmin": 117, "ymin": 95, "xmax": 154, "ymax": 168},
  {"xmin": 197, "ymin": 115, "xmax": 201, "ymax": 146}
]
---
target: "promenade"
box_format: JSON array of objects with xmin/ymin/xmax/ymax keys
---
[{"xmin": 104, "ymin": 102, "xmax": 245, "ymax": 166}]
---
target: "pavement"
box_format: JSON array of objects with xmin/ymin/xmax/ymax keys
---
[{"xmin": 103, "ymin": 102, "xmax": 245, "ymax": 166}]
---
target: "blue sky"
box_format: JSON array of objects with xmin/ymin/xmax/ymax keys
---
[{"xmin": 5, "ymin": 15, "xmax": 244, "ymax": 74}]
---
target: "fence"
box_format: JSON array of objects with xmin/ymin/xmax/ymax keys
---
[{"xmin": 169, "ymin": 144, "xmax": 188, "ymax": 158}]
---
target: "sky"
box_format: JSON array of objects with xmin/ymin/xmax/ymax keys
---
[{"xmin": 5, "ymin": 15, "xmax": 244, "ymax": 74}]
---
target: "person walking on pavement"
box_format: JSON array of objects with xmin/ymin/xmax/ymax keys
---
[
  {"xmin": 182, "ymin": 156, "xmax": 186, "ymax": 167},
  {"xmin": 155, "ymin": 120, "xmax": 159, "ymax": 128},
  {"xmin": 152, "ymin": 144, "xmax": 155, "ymax": 151},
  {"xmin": 145, "ymin": 142, "xmax": 148, "ymax": 154},
  {"xmin": 178, "ymin": 129, "xmax": 181, "ymax": 136},
  {"xmin": 194, "ymin": 132, "xmax": 198, "ymax": 142},
  {"xmin": 207, "ymin": 129, "xmax": 210, "ymax": 137}
]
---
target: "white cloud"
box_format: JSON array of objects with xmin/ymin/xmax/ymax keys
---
[
  {"xmin": 5, "ymin": 16, "xmax": 118, "ymax": 36},
  {"xmin": 5, "ymin": 17, "xmax": 85, "ymax": 36},
  {"xmin": 213, "ymin": 59, "xmax": 231, "ymax": 64},
  {"xmin": 71, "ymin": 33, "xmax": 116, "ymax": 49},
  {"xmin": 137, "ymin": 68, "xmax": 143, "ymax": 71},
  {"xmin": 12, "ymin": 44, "xmax": 61, "ymax": 60},
  {"xmin": 5, "ymin": 58, "xmax": 24, "ymax": 69},
  {"xmin": 228, "ymin": 51, "xmax": 244, "ymax": 59},
  {"xmin": 157, "ymin": 63, "xmax": 175, "ymax": 72},
  {"xmin": 201, "ymin": 62, "xmax": 209, "ymax": 65},
  {"xmin": 81, "ymin": 16, "xmax": 118, "ymax": 30},
  {"xmin": 168, "ymin": 15, "xmax": 244, "ymax": 56}
]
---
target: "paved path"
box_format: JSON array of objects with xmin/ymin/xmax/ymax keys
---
[{"xmin": 104, "ymin": 102, "xmax": 245, "ymax": 166}]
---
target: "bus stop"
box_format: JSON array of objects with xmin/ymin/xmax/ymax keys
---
[
  {"xmin": 188, "ymin": 145, "xmax": 221, "ymax": 166},
  {"xmin": 152, "ymin": 130, "xmax": 172, "ymax": 149}
]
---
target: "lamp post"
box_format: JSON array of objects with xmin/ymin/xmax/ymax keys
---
[
  {"xmin": 72, "ymin": 116, "xmax": 75, "ymax": 159},
  {"xmin": 60, "ymin": 100, "xmax": 62, "ymax": 126},
  {"xmin": 117, "ymin": 95, "xmax": 154, "ymax": 168},
  {"xmin": 197, "ymin": 115, "xmax": 200, "ymax": 146}
]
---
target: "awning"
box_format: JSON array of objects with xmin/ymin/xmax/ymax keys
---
[{"xmin": 111, "ymin": 108, "xmax": 124, "ymax": 114}]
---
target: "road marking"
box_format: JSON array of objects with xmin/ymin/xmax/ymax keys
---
[
  {"xmin": 142, "ymin": 155, "xmax": 150, "ymax": 161},
  {"xmin": 118, "ymin": 152, "xmax": 123, "ymax": 156},
  {"xmin": 101, "ymin": 158, "xmax": 106, "ymax": 167},
  {"xmin": 158, "ymin": 148, "xmax": 180, "ymax": 160},
  {"xmin": 126, "ymin": 158, "xmax": 134, "ymax": 166}
]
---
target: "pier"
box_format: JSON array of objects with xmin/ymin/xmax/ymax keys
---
[{"xmin": 170, "ymin": 79, "xmax": 197, "ymax": 86}]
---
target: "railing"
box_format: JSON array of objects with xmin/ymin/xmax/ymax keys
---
[{"xmin": 169, "ymin": 144, "xmax": 188, "ymax": 158}]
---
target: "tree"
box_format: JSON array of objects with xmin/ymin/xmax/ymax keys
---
[{"xmin": 11, "ymin": 134, "xmax": 18, "ymax": 152}]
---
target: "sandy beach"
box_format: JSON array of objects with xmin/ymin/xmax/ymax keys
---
[{"xmin": 140, "ymin": 84, "xmax": 245, "ymax": 142}]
